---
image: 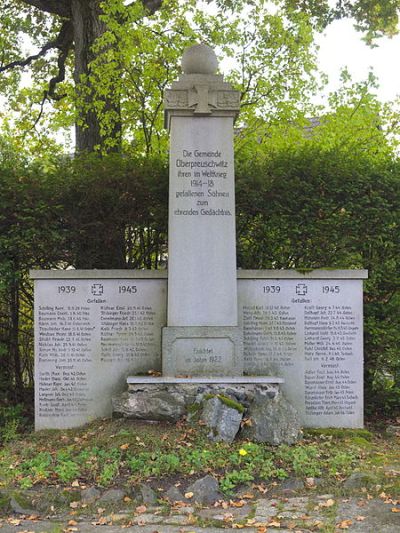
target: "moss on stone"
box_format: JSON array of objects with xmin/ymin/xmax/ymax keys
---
[
  {"xmin": 204, "ymin": 393, "xmax": 215, "ymax": 401},
  {"xmin": 216, "ymin": 395, "xmax": 245, "ymax": 414},
  {"xmin": 203, "ymin": 393, "xmax": 245, "ymax": 413}
]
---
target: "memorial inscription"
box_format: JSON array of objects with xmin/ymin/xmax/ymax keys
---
[
  {"xmin": 238, "ymin": 276, "xmax": 364, "ymax": 427},
  {"xmin": 173, "ymin": 148, "xmax": 232, "ymax": 217},
  {"xmin": 33, "ymin": 270, "xmax": 366, "ymax": 429},
  {"xmin": 34, "ymin": 276, "xmax": 166, "ymax": 429}
]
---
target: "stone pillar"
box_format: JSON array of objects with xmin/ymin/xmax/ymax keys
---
[{"xmin": 162, "ymin": 44, "xmax": 243, "ymax": 377}]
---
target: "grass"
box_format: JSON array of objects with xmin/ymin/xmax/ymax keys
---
[{"xmin": 0, "ymin": 418, "xmax": 398, "ymax": 504}]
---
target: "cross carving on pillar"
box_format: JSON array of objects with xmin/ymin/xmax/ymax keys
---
[{"xmin": 188, "ymin": 85, "xmax": 217, "ymax": 115}]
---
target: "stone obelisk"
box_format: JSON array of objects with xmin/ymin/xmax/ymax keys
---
[{"xmin": 162, "ymin": 44, "xmax": 243, "ymax": 376}]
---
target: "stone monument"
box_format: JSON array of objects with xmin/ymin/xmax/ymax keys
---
[
  {"xmin": 31, "ymin": 44, "xmax": 367, "ymax": 434},
  {"xmin": 162, "ymin": 43, "xmax": 243, "ymax": 377}
]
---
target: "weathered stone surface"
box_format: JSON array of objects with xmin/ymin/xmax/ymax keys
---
[
  {"xmin": 181, "ymin": 43, "xmax": 218, "ymax": 75},
  {"xmin": 274, "ymin": 477, "xmax": 304, "ymax": 494},
  {"xmin": 343, "ymin": 472, "xmax": 377, "ymax": 489},
  {"xmin": 81, "ymin": 487, "xmax": 101, "ymax": 504},
  {"xmin": 186, "ymin": 475, "xmax": 221, "ymax": 505},
  {"xmin": 112, "ymin": 390, "xmax": 186, "ymax": 422},
  {"xmin": 254, "ymin": 498, "xmax": 280, "ymax": 522},
  {"xmin": 337, "ymin": 498, "xmax": 400, "ymax": 532},
  {"xmin": 164, "ymin": 515, "xmax": 190, "ymax": 525},
  {"xmin": 10, "ymin": 496, "xmax": 36, "ymax": 515},
  {"xmin": 115, "ymin": 383, "xmax": 281, "ymax": 428},
  {"xmin": 198, "ymin": 504, "xmax": 252, "ymax": 522},
  {"xmin": 241, "ymin": 391, "xmax": 301, "ymax": 445},
  {"xmin": 165, "ymin": 486, "xmax": 185, "ymax": 503},
  {"xmin": 131, "ymin": 513, "xmax": 161, "ymax": 525},
  {"xmin": 138, "ymin": 484, "xmax": 158, "ymax": 505},
  {"xmin": 201, "ymin": 396, "xmax": 243, "ymax": 442},
  {"xmin": 98, "ymin": 489, "xmax": 126, "ymax": 504}
]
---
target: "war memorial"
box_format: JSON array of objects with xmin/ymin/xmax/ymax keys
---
[{"xmin": 31, "ymin": 44, "xmax": 367, "ymax": 439}]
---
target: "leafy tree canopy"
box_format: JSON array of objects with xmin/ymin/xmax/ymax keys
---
[{"xmin": 0, "ymin": 0, "xmax": 322, "ymax": 154}]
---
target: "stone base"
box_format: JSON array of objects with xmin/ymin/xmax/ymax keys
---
[
  {"xmin": 162, "ymin": 326, "xmax": 243, "ymax": 376},
  {"xmin": 112, "ymin": 377, "xmax": 302, "ymax": 444}
]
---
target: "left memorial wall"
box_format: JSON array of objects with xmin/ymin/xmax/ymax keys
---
[{"xmin": 32, "ymin": 271, "xmax": 167, "ymax": 430}]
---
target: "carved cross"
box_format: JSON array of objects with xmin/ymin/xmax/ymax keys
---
[{"xmin": 188, "ymin": 85, "xmax": 217, "ymax": 115}]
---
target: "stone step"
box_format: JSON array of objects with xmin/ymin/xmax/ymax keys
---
[{"xmin": 126, "ymin": 376, "xmax": 285, "ymax": 384}]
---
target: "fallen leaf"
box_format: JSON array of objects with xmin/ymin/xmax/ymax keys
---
[
  {"xmin": 269, "ymin": 520, "xmax": 281, "ymax": 527},
  {"xmin": 254, "ymin": 484, "xmax": 268, "ymax": 494},
  {"xmin": 68, "ymin": 520, "xmax": 78, "ymax": 526},
  {"xmin": 356, "ymin": 515, "xmax": 366, "ymax": 521},
  {"xmin": 184, "ymin": 492, "xmax": 194, "ymax": 499},
  {"xmin": 8, "ymin": 519, "xmax": 21, "ymax": 526},
  {"xmin": 319, "ymin": 498, "xmax": 335, "ymax": 508},
  {"xmin": 257, "ymin": 527, "xmax": 267, "ymax": 533},
  {"xmin": 391, "ymin": 507, "xmax": 400, "ymax": 513},
  {"xmin": 241, "ymin": 492, "xmax": 255, "ymax": 499},
  {"xmin": 123, "ymin": 496, "xmax": 131, "ymax": 502},
  {"xmin": 135, "ymin": 505, "xmax": 147, "ymax": 514},
  {"xmin": 231, "ymin": 500, "xmax": 245, "ymax": 507},
  {"xmin": 337, "ymin": 519, "xmax": 353, "ymax": 529},
  {"xmin": 71, "ymin": 480, "xmax": 80, "ymax": 487},
  {"xmin": 97, "ymin": 508, "xmax": 105, "ymax": 514},
  {"xmin": 69, "ymin": 502, "xmax": 79, "ymax": 509}
]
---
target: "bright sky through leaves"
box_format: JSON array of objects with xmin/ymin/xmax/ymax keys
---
[{"xmin": 316, "ymin": 17, "xmax": 400, "ymax": 103}]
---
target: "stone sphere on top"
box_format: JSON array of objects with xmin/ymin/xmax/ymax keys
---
[{"xmin": 181, "ymin": 43, "xmax": 218, "ymax": 75}]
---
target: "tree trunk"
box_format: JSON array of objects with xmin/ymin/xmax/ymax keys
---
[{"xmin": 71, "ymin": 0, "xmax": 121, "ymax": 153}]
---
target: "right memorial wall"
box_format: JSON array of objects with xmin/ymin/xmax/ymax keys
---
[{"xmin": 238, "ymin": 270, "xmax": 367, "ymax": 427}]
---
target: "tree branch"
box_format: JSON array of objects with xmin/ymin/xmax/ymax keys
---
[
  {"xmin": 0, "ymin": 19, "xmax": 73, "ymax": 101},
  {"xmin": 20, "ymin": 0, "xmax": 71, "ymax": 18},
  {"xmin": 125, "ymin": 0, "xmax": 163, "ymax": 15},
  {"xmin": 45, "ymin": 20, "xmax": 73, "ymax": 100},
  {"xmin": 0, "ymin": 40, "xmax": 56, "ymax": 73}
]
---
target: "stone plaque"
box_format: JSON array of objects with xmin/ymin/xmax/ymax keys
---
[
  {"xmin": 167, "ymin": 117, "xmax": 238, "ymax": 327},
  {"xmin": 238, "ymin": 277, "xmax": 364, "ymax": 427},
  {"xmin": 34, "ymin": 276, "xmax": 166, "ymax": 429},
  {"xmin": 162, "ymin": 326, "xmax": 243, "ymax": 376}
]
